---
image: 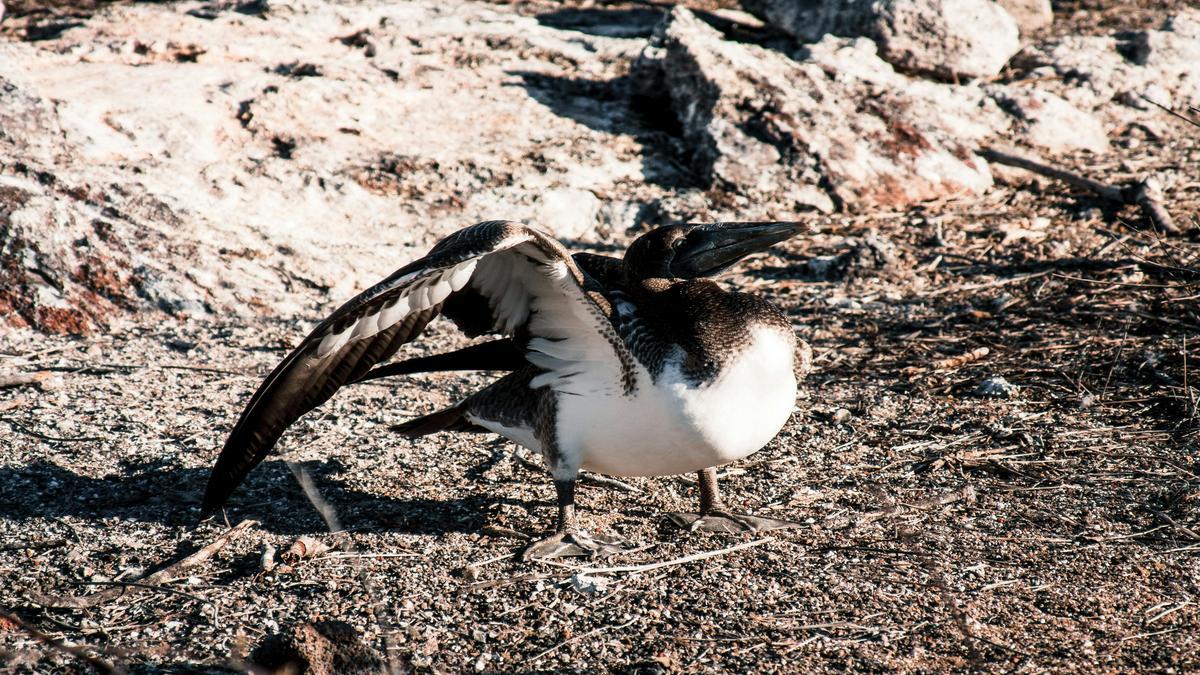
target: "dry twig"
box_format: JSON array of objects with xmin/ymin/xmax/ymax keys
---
[
  {"xmin": 30, "ymin": 520, "xmax": 258, "ymax": 609},
  {"xmin": 933, "ymin": 347, "xmax": 991, "ymax": 371},
  {"xmin": 980, "ymin": 148, "xmax": 1179, "ymax": 234}
]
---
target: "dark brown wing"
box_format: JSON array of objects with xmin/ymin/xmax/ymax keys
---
[
  {"xmin": 347, "ymin": 251, "xmax": 627, "ymax": 383},
  {"xmin": 201, "ymin": 221, "xmax": 635, "ymax": 517}
]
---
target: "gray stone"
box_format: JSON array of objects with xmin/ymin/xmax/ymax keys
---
[
  {"xmin": 989, "ymin": 86, "xmax": 1108, "ymax": 154},
  {"xmin": 871, "ymin": 0, "xmax": 1020, "ymax": 79},
  {"xmin": 1015, "ymin": 9, "xmax": 1200, "ymax": 129},
  {"xmin": 0, "ymin": 0, "xmax": 650, "ymax": 333},
  {"xmin": 637, "ymin": 9, "xmax": 996, "ymax": 212},
  {"xmin": 742, "ymin": 0, "xmax": 1021, "ymax": 79},
  {"xmin": 534, "ymin": 187, "xmax": 601, "ymax": 240},
  {"xmin": 975, "ymin": 376, "xmax": 1019, "ymax": 399}
]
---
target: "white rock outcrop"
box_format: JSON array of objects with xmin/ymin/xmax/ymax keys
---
[
  {"xmin": 996, "ymin": 0, "xmax": 1053, "ymax": 34},
  {"xmin": 636, "ymin": 9, "xmax": 998, "ymax": 212},
  {"xmin": 741, "ymin": 0, "xmax": 1021, "ymax": 79},
  {"xmin": 1015, "ymin": 9, "xmax": 1200, "ymax": 128},
  {"xmin": 0, "ymin": 0, "xmax": 651, "ymax": 332},
  {"xmin": 2, "ymin": 0, "xmax": 1197, "ymax": 334}
]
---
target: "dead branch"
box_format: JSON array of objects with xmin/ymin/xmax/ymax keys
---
[
  {"xmin": 980, "ymin": 148, "xmax": 1179, "ymax": 234},
  {"xmin": 30, "ymin": 520, "xmax": 258, "ymax": 609},
  {"xmin": 0, "ymin": 417, "xmax": 104, "ymax": 443},
  {"xmin": 1139, "ymin": 94, "xmax": 1200, "ymax": 129},
  {"xmin": 570, "ymin": 537, "xmax": 775, "ymax": 575},
  {"xmin": 0, "ymin": 538, "xmax": 67, "ymax": 553},
  {"xmin": 933, "ymin": 347, "xmax": 991, "ymax": 371}
]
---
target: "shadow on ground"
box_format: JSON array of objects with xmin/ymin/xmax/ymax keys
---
[
  {"xmin": 511, "ymin": 70, "xmax": 704, "ymax": 191},
  {"xmin": 0, "ymin": 457, "xmax": 530, "ymax": 535}
]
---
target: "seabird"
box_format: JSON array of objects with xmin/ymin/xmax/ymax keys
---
[{"xmin": 201, "ymin": 220, "xmax": 809, "ymax": 559}]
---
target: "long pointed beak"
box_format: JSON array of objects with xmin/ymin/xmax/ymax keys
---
[{"xmin": 672, "ymin": 221, "xmax": 803, "ymax": 278}]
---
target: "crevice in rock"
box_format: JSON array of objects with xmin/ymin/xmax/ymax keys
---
[{"xmin": 514, "ymin": 70, "xmax": 706, "ymax": 190}]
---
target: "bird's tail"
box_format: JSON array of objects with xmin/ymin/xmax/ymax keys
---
[{"xmin": 392, "ymin": 404, "xmax": 481, "ymax": 438}]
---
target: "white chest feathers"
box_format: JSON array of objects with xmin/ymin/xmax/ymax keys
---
[{"xmin": 556, "ymin": 326, "xmax": 798, "ymax": 478}]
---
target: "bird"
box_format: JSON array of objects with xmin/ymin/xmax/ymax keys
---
[{"xmin": 201, "ymin": 219, "xmax": 809, "ymax": 559}]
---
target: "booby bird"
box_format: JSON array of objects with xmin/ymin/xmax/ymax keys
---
[{"xmin": 201, "ymin": 220, "xmax": 807, "ymax": 559}]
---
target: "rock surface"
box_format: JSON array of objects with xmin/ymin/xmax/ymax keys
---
[
  {"xmin": 989, "ymin": 86, "xmax": 1109, "ymax": 154},
  {"xmin": 741, "ymin": 0, "xmax": 1021, "ymax": 78},
  {"xmin": 1, "ymin": 0, "xmax": 1198, "ymax": 334},
  {"xmin": 638, "ymin": 9, "xmax": 997, "ymax": 212},
  {"xmin": 1014, "ymin": 8, "xmax": 1200, "ymax": 128},
  {"xmin": 0, "ymin": 0, "xmax": 654, "ymax": 332}
]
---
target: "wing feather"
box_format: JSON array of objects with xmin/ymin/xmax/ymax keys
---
[{"xmin": 201, "ymin": 220, "xmax": 634, "ymax": 516}]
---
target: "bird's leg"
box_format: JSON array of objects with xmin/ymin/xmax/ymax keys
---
[
  {"xmin": 521, "ymin": 479, "xmax": 634, "ymax": 561},
  {"xmin": 666, "ymin": 467, "xmax": 800, "ymax": 533}
]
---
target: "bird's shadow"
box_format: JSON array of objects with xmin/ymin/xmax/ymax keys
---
[{"xmin": 0, "ymin": 457, "xmax": 530, "ymax": 536}]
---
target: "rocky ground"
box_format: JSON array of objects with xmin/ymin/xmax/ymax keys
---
[{"xmin": 2, "ymin": 0, "xmax": 1200, "ymax": 672}]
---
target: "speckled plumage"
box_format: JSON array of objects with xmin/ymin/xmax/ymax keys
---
[{"xmin": 202, "ymin": 219, "xmax": 806, "ymax": 558}]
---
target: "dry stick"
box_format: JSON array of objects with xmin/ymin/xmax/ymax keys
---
[
  {"xmin": 527, "ymin": 617, "xmax": 638, "ymax": 665},
  {"xmin": 0, "ymin": 417, "xmax": 104, "ymax": 443},
  {"xmin": 0, "ymin": 538, "xmax": 67, "ymax": 553},
  {"xmin": 0, "ymin": 610, "xmax": 126, "ymax": 675},
  {"xmin": 933, "ymin": 347, "xmax": 990, "ymax": 371},
  {"xmin": 571, "ymin": 537, "xmax": 775, "ymax": 576},
  {"xmin": 79, "ymin": 580, "xmax": 212, "ymax": 605},
  {"xmin": 29, "ymin": 520, "xmax": 258, "ymax": 610},
  {"xmin": 1139, "ymin": 94, "xmax": 1200, "ymax": 129},
  {"xmin": 979, "ymin": 148, "xmax": 1179, "ymax": 234},
  {"xmin": 1151, "ymin": 510, "xmax": 1200, "ymax": 542}
]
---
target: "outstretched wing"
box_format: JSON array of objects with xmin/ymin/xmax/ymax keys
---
[{"xmin": 201, "ymin": 221, "xmax": 636, "ymax": 516}]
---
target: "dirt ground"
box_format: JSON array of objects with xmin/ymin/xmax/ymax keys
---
[
  {"xmin": 3, "ymin": 1, "xmax": 1200, "ymax": 673},
  {"xmin": 3, "ymin": 151, "xmax": 1200, "ymax": 672}
]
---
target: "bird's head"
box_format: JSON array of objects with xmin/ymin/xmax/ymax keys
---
[{"xmin": 623, "ymin": 221, "xmax": 803, "ymax": 281}]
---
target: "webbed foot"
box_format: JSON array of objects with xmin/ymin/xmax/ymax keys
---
[
  {"xmin": 521, "ymin": 530, "xmax": 634, "ymax": 561},
  {"xmin": 666, "ymin": 509, "xmax": 800, "ymax": 533}
]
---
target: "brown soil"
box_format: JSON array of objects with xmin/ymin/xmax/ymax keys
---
[{"xmin": 2, "ymin": 2, "xmax": 1199, "ymax": 673}]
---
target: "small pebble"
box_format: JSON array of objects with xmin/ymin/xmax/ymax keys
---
[{"xmin": 975, "ymin": 376, "xmax": 1018, "ymax": 399}]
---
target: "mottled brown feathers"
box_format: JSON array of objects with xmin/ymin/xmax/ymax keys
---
[{"xmin": 201, "ymin": 221, "xmax": 632, "ymax": 517}]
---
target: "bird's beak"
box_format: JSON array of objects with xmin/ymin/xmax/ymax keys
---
[{"xmin": 671, "ymin": 221, "xmax": 803, "ymax": 278}]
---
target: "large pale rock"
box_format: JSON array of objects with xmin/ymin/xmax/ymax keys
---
[
  {"xmin": 1016, "ymin": 9, "xmax": 1200, "ymax": 127},
  {"xmin": 0, "ymin": 0, "xmax": 653, "ymax": 333},
  {"xmin": 636, "ymin": 8, "xmax": 996, "ymax": 212},
  {"xmin": 989, "ymin": 86, "xmax": 1108, "ymax": 154},
  {"xmin": 741, "ymin": 0, "xmax": 1021, "ymax": 79},
  {"xmin": 535, "ymin": 187, "xmax": 601, "ymax": 240}
]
